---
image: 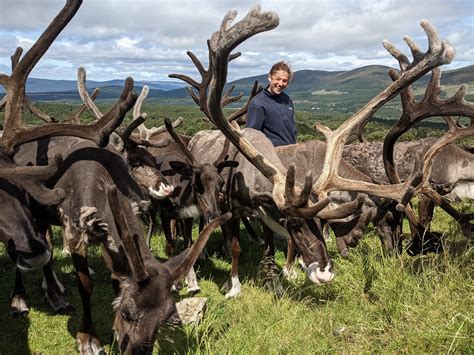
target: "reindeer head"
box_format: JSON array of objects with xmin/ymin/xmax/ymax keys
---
[
  {"xmin": 108, "ymin": 183, "xmax": 231, "ymax": 353},
  {"xmin": 0, "ymin": 179, "xmax": 50, "ymax": 270},
  {"xmin": 112, "ymin": 264, "xmax": 176, "ymax": 354},
  {"xmin": 168, "ymin": 159, "xmax": 237, "ymax": 222}
]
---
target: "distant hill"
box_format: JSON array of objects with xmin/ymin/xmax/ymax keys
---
[
  {"xmin": 0, "ymin": 78, "xmax": 185, "ymax": 94},
  {"xmin": 2, "ymin": 65, "xmax": 472, "ymax": 110}
]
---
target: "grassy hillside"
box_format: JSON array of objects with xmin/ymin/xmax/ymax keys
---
[{"xmin": 0, "ymin": 200, "xmax": 472, "ymax": 353}]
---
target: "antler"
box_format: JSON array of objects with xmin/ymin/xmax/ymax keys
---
[
  {"xmin": 71, "ymin": 88, "xmax": 100, "ymax": 124},
  {"xmin": 0, "ymin": 0, "xmax": 135, "ymax": 156},
  {"xmin": 107, "ymin": 185, "xmax": 149, "ymax": 283},
  {"xmin": 310, "ymin": 20, "xmax": 454, "ymax": 204},
  {"xmin": 164, "ymin": 118, "xmax": 195, "ymax": 164},
  {"xmin": 0, "ymin": 154, "xmax": 65, "ymax": 206},
  {"xmin": 122, "ymin": 85, "xmax": 182, "ymax": 142},
  {"xmin": 379, "ymin": 53, "xmax": 474, "ymax": 238},
  {"xmin": 383, "ymin": 67, "xmax": 474, "ymax": 184}
]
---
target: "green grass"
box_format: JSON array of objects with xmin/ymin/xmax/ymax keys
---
[{"xmin": 0, "ymin": 204, "xmax": 473, "ymax": 354}]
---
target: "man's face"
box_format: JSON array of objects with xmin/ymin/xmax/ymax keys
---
[{"xmin": 268, "ymin": 70, "xmax": 289, "ymax": 95}]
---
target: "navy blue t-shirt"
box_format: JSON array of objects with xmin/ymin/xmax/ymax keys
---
[{"xmin": 246, "ymin": 88, "xmax": 297, "ymax": 147}]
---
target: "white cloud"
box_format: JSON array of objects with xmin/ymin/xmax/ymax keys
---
[{"xmin": 0, "ymin": 0, "xmax": 472, "ymax": 81}]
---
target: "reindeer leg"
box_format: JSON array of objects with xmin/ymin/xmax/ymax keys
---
[
  {"xmin": 42, "ymin": 261, "xmax": 74, "ymax": 314},
  {"xmin": 222, "ymin": 215, "xmax": 242, "ymax": 298},
  {"xmin": 146, "ymin": 205, "xmax": 158, "ymax": 247},
  {"xmin": 181, "ymin": 218, "xmax": 201, "ymax": 295},
  {"xmin": 39, "ymin": 225, "xmax": 74, "ymax": 314},
  {"xmin": 242, "ymin": 216, "xmax": 264, "ymax": 245},
  {"xmin": 261, "ymin": 225, "xmax": 284, "ymax": 297},
  {"xmin": 68, "ymin": 238, "xmax": 102, "ymax": 355},
  {"xmin": 282, "ymin": 237, "xmax": 298, "ymax": 280},
  {"xmin": 160, "ymin": 212, "xmax": 176, "ymax": 257},
  {"xmin": 71, "ymin": 251, "xmax": 102, "ymax": 354},
  {"xmin": 10, "ymin": 268, "xmax": 29, "ymax": 317}
]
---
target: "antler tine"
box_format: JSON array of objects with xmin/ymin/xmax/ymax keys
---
[
  {"xmin": 0, "ymin": 95, "xmax": 7, "ymax": 111},
  {"xmin": 25, "ymin": 98, "xmax": 57, "ymax": 123},
  {"xmin": 227, "ymin": 80, "xmax": 262, "ymax": 123},
  {"xmin": 8, "ymin": 45, "xmax": 56, "ymax": 124},
  {"xmin": 71, "ymin": 87, "xmax": 100, "ymax": 124},
  {"xmin": 131, "ymin": 85, "xmax": 154, "ymax": 140},
  {"xmin": 169, "ymin": 43, "xmax": 213, "ymax": 119},
  {"xmin": 147, "ymin": 117, "xmax": 183, "ymax": 138},
  {"xmin": 128, "ymin": 85, "xmax": 183, "ymax": 141},
  {"xmin": 133, "ymin": 85, "xmax": 149, "ymax": 120},
  {"xmin": 133, "ymin": 85, "xmax": 150, "ymax": 138},
  {"xmin": 164, "ymin": 118, "xmax": 195, "ymax": 164},
  {"xmin": 221, "ymin": 84, "xmax": 243, "ymax": 107},
  {"xmin": 118, "ymin": 114, "xmax": 170, "ymax": 149},
  {"xmin": 121, "ymin": 115, "xmax": 146, "ymax": 146},
  {"xmin": 77, "ymin": 66, "xmax": 103, "ymax": 120}
]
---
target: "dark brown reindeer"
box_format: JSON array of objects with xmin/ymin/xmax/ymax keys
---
[
  {"xmin": 117, "ymin": 85, "xmax": 238, "ymax": 295},
  {"xmin": 0, "ymin": 153, "xmax": 68, "ymax": 316},
  {"xmin": 3, "ymin": 1, "xmax": 232, "ymax": 354},
  {"xmin": 174, "ymin": 6, "xmax": 462, "ymax": 296},
  {"xmin": 0, "ymin": 0, "xmax": 129, "ymax": 317},
  {"xmin": 75, "ymin": 68, "xmax": 175, "ymax": 203}
]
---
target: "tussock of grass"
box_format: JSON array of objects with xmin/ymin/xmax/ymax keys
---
[{"xmin": 0, "ymin": 203, "xmax": 472, "ymax": 353}]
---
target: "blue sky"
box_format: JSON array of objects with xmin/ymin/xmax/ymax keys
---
[{"xmin": 0, "ymin": 0, "xmax": 472, "ymax": 82}]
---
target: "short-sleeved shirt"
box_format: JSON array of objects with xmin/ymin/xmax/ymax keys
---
[{"xmin": 246, "ymin": 88, "xmax": 297, "ymax": 147}]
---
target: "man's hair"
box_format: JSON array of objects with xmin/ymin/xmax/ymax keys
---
[{"xmin": 269, "ymin": 61, "xmax": 293, "ymax": 81}]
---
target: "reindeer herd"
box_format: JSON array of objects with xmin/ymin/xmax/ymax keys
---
[{"xmin": 0, "ymin": 1, "xmax": 472, "ymax": 354}]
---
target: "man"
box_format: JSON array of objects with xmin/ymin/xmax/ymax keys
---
[{"xmin": 246, "ymin": 61, "xmax": 296, "ymax": 147}]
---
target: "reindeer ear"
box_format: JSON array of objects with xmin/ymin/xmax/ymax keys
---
[
  {"xmin": 109, "ymin": 132, "xmax": 125, "ymax": 152},
  {"xmin": 169, "ymin": 161, "xmax": 193, "ymax": 176},
  {"xmin": 164, "ymin": 212, "xmax": 232, "ymax": 282},
  {"xmin": 216, "ymin": 160, "xmax": 239, "ymax": 173}
]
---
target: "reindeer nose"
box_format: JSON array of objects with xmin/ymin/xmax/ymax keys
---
[{"xmin": 305, "ymin": 260, "xmax": 334, "ymax": 284}]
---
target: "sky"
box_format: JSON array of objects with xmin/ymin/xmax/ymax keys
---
[{"xmin": 0, "ymin": 0, "xmax": 473, "ymax": 83}]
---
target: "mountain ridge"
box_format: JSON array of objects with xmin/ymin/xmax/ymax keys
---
[{"xmin": 2, "ymin": 64, "xmax": 472, "ymax": 105}]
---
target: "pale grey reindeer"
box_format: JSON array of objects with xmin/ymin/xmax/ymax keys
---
[{"xmin": 344, "ymin": 136, "xmax": 474, "ymax": 240}]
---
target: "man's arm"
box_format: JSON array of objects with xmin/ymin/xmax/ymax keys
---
[{"xmin": 246, "ymin": 100, "xmax": 265, "ymax": 130}]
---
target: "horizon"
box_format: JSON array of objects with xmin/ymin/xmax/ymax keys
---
[
  {"xmin": 1, "ymin": 1, "xmax": 473, "ymax": 82},
  {"xmin": 23, "ymin": 63, "xmax": 473, "ymax": 85}
]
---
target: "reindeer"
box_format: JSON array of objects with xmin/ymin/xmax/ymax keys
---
[
  {"xmin": 96, "ymin": 83, "xmax": 239, "ymax": 297},
  {"xmin": 3, "ymin": 1, "xmax": 232, "ymax": 354},
  {"xmin": 170, "ymin": 9, "xmax": 378, "ymax": 297},
  {"xmin": 0, "ymin": 153, "xmax": 70, "ymax": 316},
  {"xmin": 343, "ymin": 138, "xmax": 473, "ymax": 236}
]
